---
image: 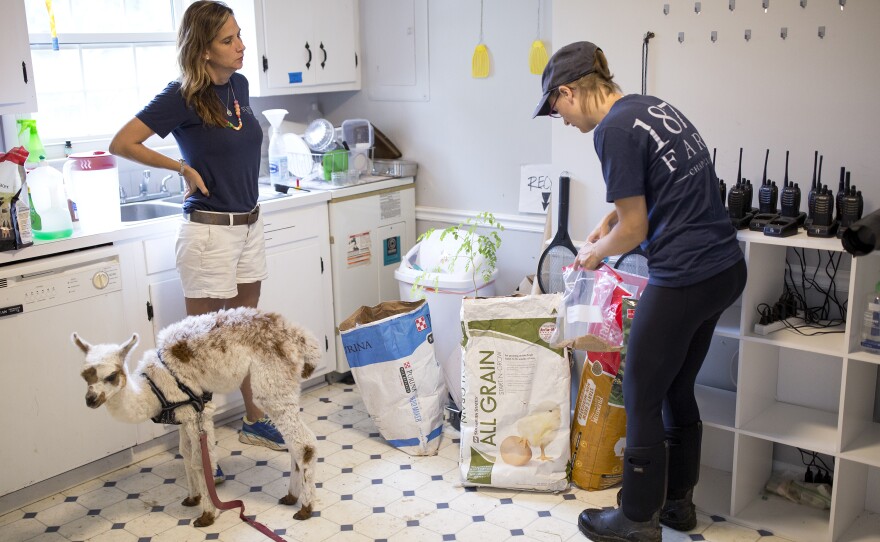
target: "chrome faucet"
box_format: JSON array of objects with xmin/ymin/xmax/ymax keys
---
[
  {"xmin": 139, "ymin": 170, "xmax": 151, "ymax": 197},
  {"xmin": 119, "ymin": 184, "xmax": 127, "ymax": 204},
  {"xmin": 160, "ymin": 174, "xmax": 173, "ymax": 194}
]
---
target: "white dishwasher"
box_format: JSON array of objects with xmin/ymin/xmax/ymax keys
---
[
  {"xmin": 0, "ymin": 246, "xmax": 138, "ymax": 495},
  {"xmin": 326, "ymin": 177, "xmax": 416, "ymax": 372}
]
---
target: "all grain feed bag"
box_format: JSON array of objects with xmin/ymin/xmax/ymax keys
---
[
  {"xmin": 570, "ymin": 296, "xmax": 638, "ymax": 491},
  {"xmin": 459, "ymin": 294, "xmax": 570, "ymax": 491},
  {"xmin": 339, "ymin": 300, "xmax": 446, "ymax": 455}
]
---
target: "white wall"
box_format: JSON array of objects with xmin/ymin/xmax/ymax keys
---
[
  {"xmin": 319, "ymin": 0, "xmax": 554, "ymax": 294},
  {"xmin": 553, "ymin": 0, "xmax": 880, "ymax": 238}
]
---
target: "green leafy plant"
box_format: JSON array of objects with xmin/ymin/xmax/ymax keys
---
[{"xmin": 411, "ymin": 212, "xmax": 504, "ymax": 298}]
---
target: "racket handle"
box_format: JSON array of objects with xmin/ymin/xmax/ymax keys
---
[{"xmin": 558, "ymin": 172, "xmax": 571, "ymax": 231}]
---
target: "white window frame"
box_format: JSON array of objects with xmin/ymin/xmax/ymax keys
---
[{"xmin": 2, "ymin": 1, "xmax": 187, "ymax": 160}]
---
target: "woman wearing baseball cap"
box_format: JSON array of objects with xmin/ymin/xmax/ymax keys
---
[{"xmin": 535, "ymin": 42, "xmax": 746, "ymax": 542}]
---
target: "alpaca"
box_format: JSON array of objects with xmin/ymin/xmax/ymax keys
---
[{"xmin": 72, "ymin": 307, "xmax": 319, "ymax": 527}]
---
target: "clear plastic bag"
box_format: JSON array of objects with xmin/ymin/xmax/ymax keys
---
[{"xmin": 550, "ymin": 264, "xmax": 632, "ymax": 351}]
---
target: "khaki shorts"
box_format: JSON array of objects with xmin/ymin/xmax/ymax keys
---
[{"xmin": 175, "ymin": 214, "xmax": 268, "ymax": 299}]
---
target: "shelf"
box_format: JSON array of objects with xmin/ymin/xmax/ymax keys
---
[
  {"xmin": 848, "ymin": 349, "xmax": 880, "ymax": 365},
  {"xmin": 736, "ymin": 492, "xmax": 830, "ymax": 542},
  {"xmin": 836, "ymin": 512, "xmax": 880, "ymax": 542},
  {"xmin": 694, "ymin": 465, "xmax": 732, "ymax": 517},
  {"xmin": 739, "ymin": 403, "xmax": 839, "ymax": 455},
  {"xmin": 742, "ymin": 323, "xmax": 847, "ymax": 356},
  {"xmin": 715, "ymin": 309, "xmax": 741, "ymax": 338},
  {"xmin": 840, "ymin": 423, "xmax": 880, "ymax": 468},
  {"xmin": 737, "ymin": 229, "xmax": 845, "ymax": 252},
  {"xmin": 695, "ymin": 384, "xmax": 736, "ymax": 429}
]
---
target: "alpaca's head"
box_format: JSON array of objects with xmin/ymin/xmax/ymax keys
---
[{"xmin": 72, "ymin": 333, "xmax": 139, "ymax": 408}]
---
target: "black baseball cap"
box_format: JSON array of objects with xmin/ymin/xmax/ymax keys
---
[{"xmin": 532, "ymin": 41, "xmax": 602, "ymax": 118}]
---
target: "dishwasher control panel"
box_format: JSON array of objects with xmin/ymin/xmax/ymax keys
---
[{"xmin": 0, "ymin": 258, "xmax": 122, "ymax": 315}]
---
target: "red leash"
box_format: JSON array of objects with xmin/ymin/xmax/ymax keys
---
[{"xmin": 198, "ymin": 431, "xmax": 287, "ymax": 541}]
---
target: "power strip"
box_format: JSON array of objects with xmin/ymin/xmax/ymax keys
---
[{"xmin": 754, "ymin": 317, "xmax": 799, "ymax": 336}]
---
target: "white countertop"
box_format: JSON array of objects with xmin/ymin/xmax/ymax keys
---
[{"xmin": 0, "ymin": 177, "xmax": 411, "ymax": 266}]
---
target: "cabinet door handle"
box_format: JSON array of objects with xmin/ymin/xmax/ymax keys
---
[
  {"xmin": 305, "ymin": 42, "xmax": 312, "ymax": 70},
  {"xmin": 22, "ymin": 61, "xmax": 28, "ymax": 84},
  {"xmin": 320, "ymin": 42, "xmax": 327, "ymax": 69}
]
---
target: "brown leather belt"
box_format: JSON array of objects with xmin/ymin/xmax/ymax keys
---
[{"xmin": 185, "ymin": 205, "xmax": 260, "ymax": 226}]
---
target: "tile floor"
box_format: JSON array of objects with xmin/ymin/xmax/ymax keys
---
[{"xmin": 0, "ymin": 383, "xmax": 794, "ymax": 542}]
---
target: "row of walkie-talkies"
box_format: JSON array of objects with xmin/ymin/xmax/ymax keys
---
[{"xmin": 718, "ymin": 148, "xmax": 863, "ymax": 238}]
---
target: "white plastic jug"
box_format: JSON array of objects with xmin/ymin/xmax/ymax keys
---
[
  {"xmin": 28, "ymin": 163, "xmax": 73, "ymax": 240},
  {"xmin": 63, "ymin": 151, "xmax": 120, "ymax": 232}
]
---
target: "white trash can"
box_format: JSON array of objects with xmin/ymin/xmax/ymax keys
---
[{"xmin": 395, "ymin": 229, "xmax": 498, "ymax": 409}]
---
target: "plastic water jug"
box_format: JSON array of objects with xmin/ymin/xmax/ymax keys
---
[
  {"xmin": 27, "ymin": 163, "xmax": 73, "ymax": 240},
  {"xmin": 63, "ymin": 151, "xmax": 121, "ymax": 232}
]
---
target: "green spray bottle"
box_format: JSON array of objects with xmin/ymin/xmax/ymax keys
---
[{"xmin": 16, "ymin": 119, "xmax": 47, "ymax": 165}]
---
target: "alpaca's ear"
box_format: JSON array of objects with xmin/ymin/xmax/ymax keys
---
[
  {"xmin": 71, "ymin": 333, "xmax": 91, "ymax": 354},
  {"xmin": 120, "ymin": 334, "xmax": 139, "ymax": 359}
]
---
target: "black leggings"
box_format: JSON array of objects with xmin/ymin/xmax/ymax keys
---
[{"xmin": 623, "ymin": 258, "xmax": 747, "ymax": 447}]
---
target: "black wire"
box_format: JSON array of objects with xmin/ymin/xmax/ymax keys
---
[
  {"xmin": 779, "ymin": 248, "xmax": 846, "ymax": 335},
  {"xmin": 641, "ymin": 31, "xmax": 655, "ymax": 95}
]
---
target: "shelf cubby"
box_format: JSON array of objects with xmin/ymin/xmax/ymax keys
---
[
  {"xmin": 695, "ymin": 425, "xmax": 734, "ymax": 515},
  {"xmin": 831, "ymin": 460, "xmax": 880, "ymax": 542},
  {"xmin": 839, "ymin": 359, "xmax": 880, "ymax": 468}
]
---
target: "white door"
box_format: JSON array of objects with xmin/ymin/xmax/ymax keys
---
[{"xmin": 0, "ymin": 0, "xmax": 37, "ymax": 114}]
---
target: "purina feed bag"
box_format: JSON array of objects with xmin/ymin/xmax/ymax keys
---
[
  {"xmin": 339, "ymin": 300, "xmax": 446, "ymax": 456},
  {"xmin": 459, "ymin": 294, "xmax": 570, "ymax": 491}
]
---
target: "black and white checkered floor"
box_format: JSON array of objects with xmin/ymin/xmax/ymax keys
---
[{"xmin": 0, "ymin": 383, "xmax": 793, "ymax": 542}]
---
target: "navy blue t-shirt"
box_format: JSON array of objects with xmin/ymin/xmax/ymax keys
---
[
  {"xmin": 136, "ymin": 73, "xmax": 262, "ymax": 213},
  {"xmin": 594, "ymin": 94, "xmax": 741, "ymax": 287}
]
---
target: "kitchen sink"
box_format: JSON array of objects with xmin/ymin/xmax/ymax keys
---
[
  {"xmin": 120, "ymin": 202, "xmax": 181, "ymax": 222},
  {"xmin": 160, "ymin": 191, "xmax": 290, "ymax": 205}
]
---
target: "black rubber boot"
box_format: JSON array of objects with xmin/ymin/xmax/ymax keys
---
[
  {"xmin": 661, "ymin": 422, "xmax": 702, "ymax": 531},
  {"xmin": 579, "ymin": 442, "xmax": 668, "ymax": 542}
]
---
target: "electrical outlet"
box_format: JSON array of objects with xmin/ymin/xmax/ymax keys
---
[{"xmin": 754, "ymin": 317, "xmax": 799, "ymax": 335}]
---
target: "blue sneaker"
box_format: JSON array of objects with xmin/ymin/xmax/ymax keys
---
[
  {"xmin": 213, "ymin": 465, "xmax": 225, "ymax": 485},
  {"xmin": 239, "ymin": 416, "xmax": 286, "ymax": 451}
]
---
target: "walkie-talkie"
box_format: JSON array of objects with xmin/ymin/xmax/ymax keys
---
[
  {"xmin": 805, "ymin": 151, "xmax": 820, "ymax": 228},
  {"xmin": 750, "ymin": 149, "xmax": 779, "ymax": 231},
  {"xmin": 728, "ymin": 148, "xmax": 754, "ymax": 229},
  {"xmin": 715, "ymin": 149, "xmax": 726, "ymax": 206},
  {"xmin": 837, "ymin": 171, "xmax": 864, "ymax": 238},
  {"xmin": 766, "ymin": 151, "xmax": 806, "ymax": 237},
  {"xmin": 807, "ymin": 184, "xmax": 838, "ymax": 237}
]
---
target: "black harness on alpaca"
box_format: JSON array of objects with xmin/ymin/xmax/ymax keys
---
[{"xmin": 142, "ymin": 351, "xmax": 213, "ymax": 425}]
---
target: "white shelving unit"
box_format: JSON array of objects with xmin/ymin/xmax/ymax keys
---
[{"xmin": 694, "ymin": 229, "xmax": 880, "ymax": 542}]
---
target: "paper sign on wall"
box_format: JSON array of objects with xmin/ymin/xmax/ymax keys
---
[{"xmin": 519, "ymin": 164, "xmax": 553, "ymax": 214}]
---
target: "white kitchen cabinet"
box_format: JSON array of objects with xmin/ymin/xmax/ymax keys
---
[
  {"xmin": 261, "ymin": 203, "xmax": 337, "ymax": 381},
  {"xmin": 694, "ymin": 230, "xmax": 880, "ymax": 542},
  {"xmin": 224, "ymin": 0, "xmax": 360, "ymax": 96},
  {"xmin": 0, "ymin": 0, "xmax": 38, "ymax": 114}
]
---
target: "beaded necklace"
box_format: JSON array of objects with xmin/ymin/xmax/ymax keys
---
[{"xmin": 224, "ymin": 81, "xmax": 242, "ymax": 131}]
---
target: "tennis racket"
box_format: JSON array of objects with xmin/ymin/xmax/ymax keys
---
[
  {"xmin": 614, "ymin": 246, "xmax": 649, "ymax": 278},
  {"xmin": 537, "ymin": 173, "xmax": 577, "ymax": 293}
]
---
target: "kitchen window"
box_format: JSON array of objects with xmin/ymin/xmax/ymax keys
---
[{"xmin": 2, "ymin": 0, "xmax": 184, "ymax": 156}]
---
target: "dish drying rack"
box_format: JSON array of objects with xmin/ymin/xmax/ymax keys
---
[{"xmin": 291, "ymin": 147, "xmax": 374, "ymax": 188}]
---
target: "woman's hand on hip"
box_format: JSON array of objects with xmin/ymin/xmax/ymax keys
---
[{"xmin": 182, "ymin": 166, "xmax": 209, "ymax": 198}]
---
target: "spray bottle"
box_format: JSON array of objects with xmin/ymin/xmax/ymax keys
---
[
  {"xmin": 16, "ymin": 119, "xmax": 47, "ymax": 171},
  {"xmin": 263, "ymin": 109, "xmax": 289, "ymax": 185}
]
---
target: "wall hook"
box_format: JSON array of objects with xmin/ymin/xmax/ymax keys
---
[
  {"xmin": 711, "ymin": 31, "xmax": 718, "ymax": 43},
  {"xmin": 763, "ymin": 0, "xmax": 769, "ymax": 13},
  {"xmin": 729, "ymin": 0, "xmax": 735, "ymax": 11},
  {"xmin": 678, "ymin": 32, "xmax": 685, "ymax": 44},
  {"xmin": 800, "ymin": 0, "xmax": 807, "ymax": 7},
  {"xmin": 839, "ymin": 0, "xmax": 845, "ymax": 11},
  {"xmin": 663, "ymin": 4, "xmax": 670, "ymax": 15},
  {"xmin": 780, "ymin": 27, "xmax": 788, "ymax": 40},
  {"xmin": 745, "ymin": 29, "xmax": 751, "ymax": 42},
  {"xmin": 695, "ymin": 2, "xmax": 702, "ymax": 15},
  {"xmin": 818, "ymin": 25, "xmax": 825, "ymax": 38}
]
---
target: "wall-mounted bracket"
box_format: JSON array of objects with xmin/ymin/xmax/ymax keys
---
[
  {"xmin": 711, "ymin": 30, "xmax": 718, "ymax": 43},
  {"xmin": 800, "ymin": 0, "xmax": 807, "ymax": 7},
  {"xmin": 695, "ymin": 2, "xmax": 702, "ymax": 15},
  {"xmin": 780, "ymin": 27, "xmax": 788, "ymax": 40},
  {"xmin": 729, "ymin": 0, "xmax": 735, "ymax": 11},
  {"xmin": 818, "ymin": 25, "xmax": 826, "ymax": 38},
  {"xmin": 745, "ymin": 29, "xmax": 752, "ymax": 42},
  {"xmin": 664, "ymin": 4, "xmax": 670, "ymax": 15},
  {"xmin": 763, "ymin": 0, "xmax": 769, "ymax": 13},
  {"xmin": 678, "ymin": 32, "xmax": 685, "ymax": 44}
]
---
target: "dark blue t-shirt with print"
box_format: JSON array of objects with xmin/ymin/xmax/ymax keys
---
[
  {"xmin": 594, "ymin": 94, "xmax": 741, "ymax": 287},
  {"xmin": 136, "ymin": 72, "xmax": 262, "ymax": 214}
]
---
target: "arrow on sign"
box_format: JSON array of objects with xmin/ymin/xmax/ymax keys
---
[{"xmin": 542, "ymin": 191, "xmax": 551, "ymax": 211}]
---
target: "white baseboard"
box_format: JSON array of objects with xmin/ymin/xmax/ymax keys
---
[{"xmin": 415, "ymin": 206, "xmax": 546, "ymax": 234}]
